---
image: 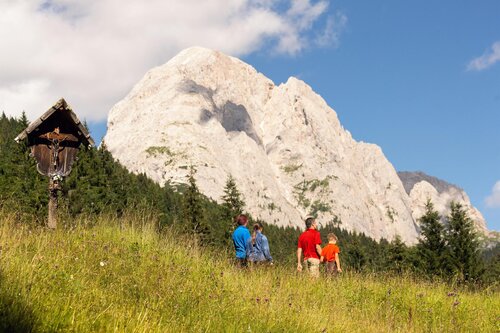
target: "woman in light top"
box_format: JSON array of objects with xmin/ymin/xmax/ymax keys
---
[{"xmin": 246, "ymin": 222, "xmax": 273, "ymax": 265}]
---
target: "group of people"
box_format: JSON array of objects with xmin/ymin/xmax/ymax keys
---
[
  {"xmin": 232, "ymin": 214, "xmax": 273, "ymax": 267},
  {"xmin": 231, "ymin": 215, "xmax": 342, "ymax": 277},
  {"xmin": 297, "ymin": 217, "xmax": 342, "ymax": 277}
]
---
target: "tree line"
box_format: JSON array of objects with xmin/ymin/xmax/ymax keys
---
[{"xmin": 0, "ymin": 113, "xmax": 498, "ymax": 285}]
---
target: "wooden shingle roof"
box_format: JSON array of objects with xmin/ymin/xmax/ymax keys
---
[{"xmin": 15, "ymin": 98, "xmax": 94, "ymax": 146}]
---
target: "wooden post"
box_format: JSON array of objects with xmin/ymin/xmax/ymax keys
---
[
  {"xmin": 48, "ymin": 178, "xmax": 59, "ymax": 229},
  {"xmin": 47, "ymin": 137, "xmax": 60, "ymax": 229}
]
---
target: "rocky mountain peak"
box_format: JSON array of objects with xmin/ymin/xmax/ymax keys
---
[
  {"xmin": 104, "ymin": 47, "xmax": 487, "ymax": 243},
  {"xmin": 399, "ymin": 171, "xmax": 487, "ymax": 234}
]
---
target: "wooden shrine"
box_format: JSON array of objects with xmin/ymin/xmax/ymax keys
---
[{"xmin": 15, "ymin": 98, "xmax": 94, "ymax": 228}]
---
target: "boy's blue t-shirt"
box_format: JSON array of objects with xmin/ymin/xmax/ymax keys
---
[{"xmin": 232, "ymin": 225, "xmax": 251, "ymax": 259}]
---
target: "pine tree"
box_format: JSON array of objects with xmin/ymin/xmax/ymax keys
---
[
  {"xmin": 417, "ymin": 199, "xmax": 446, "ymax": 277},
  {"xmin": 222, "ymin": 175, "xmax": 245, "ymax": 217},
  {"xmin": 388, "ymin": 235, "xmax": 408, "ymax": 274},
  {"xmin": 345, "ymin": 237, "xmax": 366, "ymax": 271},
  {"xmin": 182, "ymin": 166, "xmax": 209, "ymax": 243},
  {"xmin": 221, "ymin": 174, "xmax": 245, "ymax": 230},
  {"xmin": 444, "ymin": 202, "xmax": 483, "ymax": 282}
]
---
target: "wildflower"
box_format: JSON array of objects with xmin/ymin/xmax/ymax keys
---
[
  {"xmin": 453, "ymin": 300, "xmax": 460, "ymax": 307},
  {"xmin": 100, "ymin": 261, "xmax": 106, "ymax": 267},
  {"xmin": 447, "ymin": 292, "xmax": 457, "ymax": 297}
]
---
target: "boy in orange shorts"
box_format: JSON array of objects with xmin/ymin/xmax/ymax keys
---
[{"xmin": 320, "ymin": 233, "xmax": 342, "ymax": 274}]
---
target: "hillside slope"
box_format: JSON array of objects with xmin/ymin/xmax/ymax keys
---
[{"xmin": 0, "ymin": 214, "xmax": 498, "ymax": 332}]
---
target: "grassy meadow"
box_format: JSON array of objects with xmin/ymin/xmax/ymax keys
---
[{"xmin": 0, "ymin": 212, "xmax": 498, "ymax": 332}]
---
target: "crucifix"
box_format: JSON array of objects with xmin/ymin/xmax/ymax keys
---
[
  {"xmin": 40, "ymin": 127, "xmax": 74, "ymax": 228},
  {"xmin": 15, "ymin": 99, "xmax": 94, "ymax": 229}
]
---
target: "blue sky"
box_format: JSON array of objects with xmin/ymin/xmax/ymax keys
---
[
  {"xmin": 241, "ymin": 1, "xmax": 500, "ymax": 230},
  {"xmin": 1, "ymin": 0, "xmax": 499, "ymax": 230}
]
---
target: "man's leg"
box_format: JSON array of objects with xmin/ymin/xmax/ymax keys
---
[{"xmin": 306, "ymin": 258, "xmax": 320, "ymax": 278}]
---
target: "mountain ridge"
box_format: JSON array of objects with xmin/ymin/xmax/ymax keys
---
[{"xmin": 104, "ymin": 47, "xmax": 487, "ymax": 243}]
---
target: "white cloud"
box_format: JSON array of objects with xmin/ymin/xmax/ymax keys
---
[
  {"xmin": 287, "ymin": 0, "xmax": 329, "ymax": 30},
  {"xmin": 485, "ymin": 181, "xmax": 500, "ymax": 208},
  {"xmin": 467, "ymin": 41, "xmax": 500, "ymax": 71},
  {"xmin": 0, "ymin": 0, "xmax": 344, "ymax": 122},
  {"xmin": 315, "ymin": 12, "xmax": 347, "ymax": 48}
]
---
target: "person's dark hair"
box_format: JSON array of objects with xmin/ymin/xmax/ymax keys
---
[
  {"xmin": 305, "ymin": 217, "xmax": 315, "ymax": 229},
  {"xmin": 236, "ymin": 214, "xmax": 248, "ymax": 226}
]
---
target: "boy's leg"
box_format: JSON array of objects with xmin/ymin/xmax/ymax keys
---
[{"xmin": 326, "ymin": 261, "xmax": 335, "ymax": 275}]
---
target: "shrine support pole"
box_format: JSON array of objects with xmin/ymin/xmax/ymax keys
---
[{"xmin": 48, "ymin": 179, "xmax": 58, "ymax": 229}]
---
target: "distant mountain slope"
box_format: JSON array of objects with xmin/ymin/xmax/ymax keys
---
[
  {"xmin": 398, "ymin": 171, "xmax": 461, "ymax": 194},
  {"xmin": 398, "ymin": 171, "xmax": 487, "ymax": 234}
]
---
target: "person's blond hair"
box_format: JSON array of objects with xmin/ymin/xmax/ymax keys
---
[{"xmin": 327, "ymin": 233, "xmax": 338, "ymax": 242}]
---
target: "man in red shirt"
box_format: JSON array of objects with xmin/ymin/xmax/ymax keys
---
[{"xmin": 297, "ymin": 217, "xmax": 322, "ymax": 277}]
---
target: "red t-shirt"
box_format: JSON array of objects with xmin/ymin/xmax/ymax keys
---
[
  {"xmin": 297, "ymin": 229, "xmax": 322, "ymax": 259},
  {"xmin": 321, "ymin": 243, "xmax": 340, "ymax": 262}
]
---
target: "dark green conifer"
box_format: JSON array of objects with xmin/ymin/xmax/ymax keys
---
[
  {"xmin": 417, "ymin": 199, "xmax": 446, "ymax": 277},
  {"xmin": 182, "ymin": 166, "xmax": 209, "ymax": 243},
  {"xmin": 221, "ymin": 174, "xmax": 245, "ymax": 231},
  {"xmin": 388, "ymin": 235, "xmax": 408, "ymax": 273},
  {"xmin": 444, "ymin": 202, "xmax": 483, "ymax": 282}
]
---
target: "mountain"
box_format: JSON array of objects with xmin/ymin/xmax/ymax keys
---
[
  {"xmin": 398, "ymin": 171, "xmax": 488, "ymax": 234},
  {"xmin": 103, "ymin": 47, "xmax": 486, "ymax": 243}
]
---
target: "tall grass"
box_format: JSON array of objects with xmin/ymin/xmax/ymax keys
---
[{"xmin": 0, "ymin": 212, "xmax": 498, "ymax": 332}]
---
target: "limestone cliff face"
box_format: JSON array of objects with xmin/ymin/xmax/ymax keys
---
[
  {"xmin": 104, "ymin": 47, "xmax": 422, "ymax": 243},
  {"xmin": 398, "ymin": 172, "xmax": 488, "ymax": 234}
]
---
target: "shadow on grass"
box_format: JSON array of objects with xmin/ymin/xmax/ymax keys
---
[{"xmin": 0, "ymin": 271, "xmax": 36, "ymax": 333}]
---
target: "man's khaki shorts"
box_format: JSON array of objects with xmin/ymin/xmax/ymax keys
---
[{"xmin": 305, "ymin": 258, "xmax": 320, "ymax": 278}]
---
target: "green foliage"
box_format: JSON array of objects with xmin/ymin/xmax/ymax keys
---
[
  {"xmin": 292, "ymin": 176, "xmax": 334, "ymax": 209},
  {"xmin": 387, "ymin": 236, "xmax": 410, "ymax": 273},
  {"xmin": 220, "ymin": 174, "xmax": 245, "ymax": 227},
  {"xmin": 417, "ymin": 200, "xmax": 446, "ymax": 277},
  {"xmin": 145, "ymin": 145, "xmax": 187, "ymax": 167},
  {"xmin": 444, "ymin": 202, "xmax": 484, "ymax": 282},
  {"xmin": 309, "ymin": 199, "xmax": 331, "ymax": 217},
  {"xmin": 386, "ymin": 206, "xmax": 398, "ymax": 223},
  {"xmin": 181, "ymin": 166, "xmax": 210, "ymax": 244},
  {"xmin": 0, "ymin": 113, "xmax": 48, "ymax": 223},
  {"xmin": 145, "ymin": 145, "xmax": 176, "ymax": 157},
  {"xmin": 281, "ymin": 163, "xmax": 302, "ymax": 174},
  {"xmin": 482, "ymin": 243, "xmax": 500, "ymax": 285}
]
